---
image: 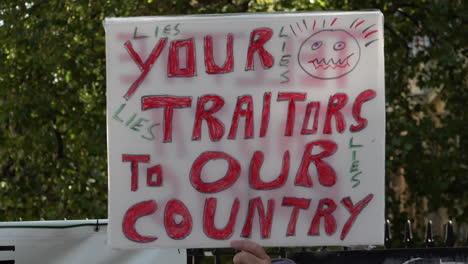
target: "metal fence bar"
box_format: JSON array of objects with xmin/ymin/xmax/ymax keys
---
[
  {"xmin": 289, "ymin": 248, "xmax": 468, "ymax": 264},
  {"xmin": 186, "ymin": 219, "xmax": 467, "ymax": 264},
  {"xmin": 444, "ymin": 220, "xmax": 455, "ymax": 247},
  {"xmin": 465, "ymin": 232, "xmax": 468, "ymax": 247},
  {"xmin": 384, "ymin": 219, "xmax": 392, "ymax": 249},
  {"xmin": 424, "ymin": 220, "xmax": 434, "ymax": 248},
  {"xmin": 403, "ymin": 219, "xmax": 413, "ymax": 248}
]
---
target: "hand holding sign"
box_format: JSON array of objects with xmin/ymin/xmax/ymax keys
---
[{"xmin": 231, "ymin": 240, "xmax": 272, "ymax": 264}]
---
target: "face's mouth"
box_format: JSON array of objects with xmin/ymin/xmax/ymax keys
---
[{"xmin": 308, "ymin": 53, "xmax": 354, "ymax": 70}]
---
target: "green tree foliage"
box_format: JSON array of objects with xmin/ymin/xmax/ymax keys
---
[
  {"xmin": 0, "ymin": 0, "xmax": 466, "ymax": 243},
  {"xmin": 0, "ymin": 0, "xmax": 250, "ymax": 220}
]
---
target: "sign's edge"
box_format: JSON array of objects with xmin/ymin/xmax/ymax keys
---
[{"xmin": 103, "ymin": 10, "xmax": 383, "ymax": 25}]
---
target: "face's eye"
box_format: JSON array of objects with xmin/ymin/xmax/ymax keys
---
[
  {"xmin": 333, "ymin": 41, "xmax": 345, "ymax": 51},
  {"xmin": 311, "ymin": 41, "xmax": 323, "ymax": 50}
]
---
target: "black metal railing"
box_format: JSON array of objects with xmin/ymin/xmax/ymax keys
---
[
  {"xmin": 186, "ymin": 219, "xmax": 468, "ymax": 264},
  {"xmin": 0, "ymin": 245, "xmax": 14, "ymax": 264}
]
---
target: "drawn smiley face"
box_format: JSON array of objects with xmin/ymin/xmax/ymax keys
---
[{"xmin": 298, "ymin": 29, "xmax": 361, "ymax": 80}]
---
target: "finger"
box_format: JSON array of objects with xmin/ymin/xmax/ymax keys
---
[
  {"xmin": 231, "ymin": 240, "xmax": 269, "ymax": 259},
  {"xmin": 233, "ymin": 251, "xmax": 261, "ymax": 264}
]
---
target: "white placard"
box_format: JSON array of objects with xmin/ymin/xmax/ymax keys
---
[
  {"xmin": 0, "ymin": 220, "xmax": 185, "ymax": 263},
  {"xmin": 105, "ymin": 11, "xmax": 385, "ymax": 249}
]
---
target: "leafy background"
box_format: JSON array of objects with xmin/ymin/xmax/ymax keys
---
[{"xmin": 0, "ymin": 0, "xmax": 466, "ymax": 247}]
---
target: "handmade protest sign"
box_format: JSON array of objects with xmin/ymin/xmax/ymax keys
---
[{"xmin": 104, "ymin": 11, "xmax": 385, "ymax": 249}]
